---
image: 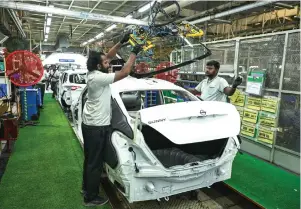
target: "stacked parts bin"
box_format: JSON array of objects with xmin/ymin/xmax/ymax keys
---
[
  {"xmin": 19, "ymin": 89, "xmax": 39, "ymax": 121},
  {"xmin": 36, "ymin": 87, "xmax": 42, "ymax": 107},
  {"xmin": 0, "ymin": 84, "xmax": 7, "ymax": 98},
  {"xmin": 144, "ymin": 91, "xmax": 158, "ymax": 107}
]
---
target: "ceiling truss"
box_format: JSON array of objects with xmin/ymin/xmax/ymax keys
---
[{"xmin": 0, "ymin": 0, "xmax": 298, "ymax": 50}]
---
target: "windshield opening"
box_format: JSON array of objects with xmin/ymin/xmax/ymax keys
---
[{"xmin": 119, "ymin": 89, "xmax": 197, "ymax": 117}]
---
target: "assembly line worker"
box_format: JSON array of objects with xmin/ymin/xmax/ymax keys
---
[
  {"xmin": 187, "ymin": 60, "xmax": 242, "ymax": 102},
  {"xmin": 81, "ymin": 33, "xmax": 142, "ymax": 207},
  {"xmin": 49, "ymin": 65, "xmax": 60, "ymax": 98},
  {"xmin": 35, "ymin": 67, "xmax": 49, "ymax": 108}
]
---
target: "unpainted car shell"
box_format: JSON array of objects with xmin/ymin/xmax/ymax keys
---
[
  {"xmin": 71, "ymin": 76, "xmax": 241, "ymax": 203},
  {"xmin": 57, "ymin": 69, "xmax": 87, "ymax": 108}
]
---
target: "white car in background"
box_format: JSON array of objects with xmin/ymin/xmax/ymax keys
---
[
  {"xmin": 57, "ymin": 69, "xmax": 87, "ymax": 109},
  {"xmin": 71, "ymin": 76, "xmax": 241, "ymax": 203}
]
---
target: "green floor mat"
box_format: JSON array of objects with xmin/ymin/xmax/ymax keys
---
[
  {"xmin": 0, "ymin": 94, "xmax": 111, "ymax": 209},
  {"xmin": 226, "ymin": 153, "xmax": 300, "ymax": 209}
]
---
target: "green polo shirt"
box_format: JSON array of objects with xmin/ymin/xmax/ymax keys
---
[{"xmin": 195, "ymin": 76, "xmax": 229, "ymax": 102}]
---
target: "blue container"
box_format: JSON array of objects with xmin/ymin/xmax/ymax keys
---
[
  {"xmin": 19, "ymin": 89, "xmax": 38, "ymax": 121},
  {"xmin": 36, "ymin": 88, "xmax": 42, "ymax": 106},
  {"xmin": 0, "ymin": 84, "xmax": 7, "ymax": 98},
  {"xmin": 19, "ymin": 86, "xmax": 33, "ymax": 90}
]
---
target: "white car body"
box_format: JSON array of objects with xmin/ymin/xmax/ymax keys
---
[
  {"xmin": 57, "ymin": 69, "xmax": 87, "ymax": 107},
  {"xmin": 71, "ymin": 76, "xmax": 241, "ymax": 203}
]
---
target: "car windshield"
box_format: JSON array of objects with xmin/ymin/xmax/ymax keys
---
[
  {"xmin": 70, "ymin": 73, "xmax": 86, "ymax": 84},
  {"xmin": 58, "ymin": 64, "xmax": 80, "ymax": 72},
  {"xmin": 120, "ymin": 89, "xmax": 198, "ymax": 113}
]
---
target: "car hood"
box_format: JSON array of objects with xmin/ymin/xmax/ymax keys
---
[{"xmin": 138, "ymin": 101, "xmax": 240, "ymax": 145}]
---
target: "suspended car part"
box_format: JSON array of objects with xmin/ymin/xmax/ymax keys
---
[
  {"xmin": 122, "ymin": 0, "xmax": 211, "ymax": 79},
  {"xmin": 135, "ymin": 62, "xmax": 150, "ymax": 74},
  {"xmin": 155, "ymin": 62, "xmax": 179, "ymax": 83},
  {"xmin": 130, "ymin": 42, "xmax": 211, "ymax": 79},
  {"xmin": 5, "ymin": 50, "xmax": 44, "ymax": 87}
]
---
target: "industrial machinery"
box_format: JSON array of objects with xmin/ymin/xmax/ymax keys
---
[{"xmin": 121, "ymin": 0, "xmax": 210, "ymax": 76}]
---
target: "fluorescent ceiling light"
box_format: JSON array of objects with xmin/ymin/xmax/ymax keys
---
[
  {"xmin": 45, "ymin": 34, "xmax": 48, "ymax": 39},
  {"xmin": 105, "ymin": 24, "xmax": 117, "ymax": 32},
  {"xmin": 88, "ymin": 38, "xmax": 95, "ymax": 43},
  {"xmin": 46, "ymin": 17, "xmax": 52, "ymax": 26},
  {"xmin": 95, "ymin": 32, "xmax": 104, "ymax": 39},
  {"xmin": 48, "ymin": 5, "xmax": 54, "ymax": 16},
  {"xmin": 126, "ymin": 14, "xmax": 133, "ymax": 19},
  {"xmin": 82, "ymin": 42, "xmax": 88, "ymax": 46},
  {"xmin": 138, "ymin": 1, "xmax": 155, "ymax": 13},
  {"xmin": 45, "ymin": 26, "xmax": 50, "ymax": 34},
  {"xmin": 44, "ymin": 39, "xmax": 47, "ymax": 42}
]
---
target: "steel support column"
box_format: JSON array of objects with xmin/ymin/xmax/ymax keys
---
[{"xmin": 270, "ymin": 32, "xmax": 289, "ymax": 162}]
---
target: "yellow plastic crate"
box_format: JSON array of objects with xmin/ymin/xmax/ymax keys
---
[
  {"xmin": 246, "ymin": 96, "xmax": 262, "ymax": 111},
  {"xmin": 261, "ymin": 97, "xmax": 279, "ymax": 114},
  {"xmin": 230, "ymin": 90, "xmax": 246, "ymax": 107},
  {"xmin": 240, "ymin": 122, "xmax": 257, "ymax": 138},
  {"xmin": 259, "ymin": 112, "xmax": 278, "ymax": 128},
  {"xmin": 257, "ymin": 126, "xmax": 275, "ymax": 145},
  {"xmin": 242, "ymin": 109, "xmax": 259, "ymax": 124}
]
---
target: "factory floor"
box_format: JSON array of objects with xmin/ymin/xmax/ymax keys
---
[
  {"xmin": 0, "ymin": 94, "xmax": 111, "ymax": 209},
  {"xmin": 0, "ymin": 94, "xmax": 299, "ymax": 209}
]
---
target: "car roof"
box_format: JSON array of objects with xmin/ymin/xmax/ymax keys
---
[
  {"xmin": 111, "ymin": 76, "xmax": 183, "ymax": 92},
  {"xmin": 65, "ymin": 69, "xmax": 87, "ymax": 74}
]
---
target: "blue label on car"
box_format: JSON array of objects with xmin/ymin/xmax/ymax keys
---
[{"xmin": 59, "ymin": 59, "xmax": 75, "ymax": 62}]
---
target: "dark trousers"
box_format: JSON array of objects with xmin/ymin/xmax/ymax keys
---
[
  {"xmin": 81, "ymin": 122, "xmax": 111, "ymax": 201},
  {"xmin": 51, "ymin": 81, "xmax": 57, "ymax": 98},
  {"xmin": 35, "ymin": 83, "xmax": 45, "ymax": 106}
]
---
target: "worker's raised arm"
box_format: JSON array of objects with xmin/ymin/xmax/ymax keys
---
[
  {"xmin": 223, "ymin": 77, "xmax": 242, "ymax": 96},
  {"xmin": 106, "ymin": 32, "xmax": 131, "ymax": 61},
  {"xmin": 114, "ymin": 45, "xmax": 141, "ymax": 82}
]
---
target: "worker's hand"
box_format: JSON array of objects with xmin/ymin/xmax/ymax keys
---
[
  {"xmin": 120, "ymin": 32, "xmax": 131, "ymax": 44},
  {"xmin": 232, "ymin": 76, "xmax": 243, "ymax": 88},
  {"xmin": 131, "ymin": 45, "xmax": 142, "ymax": 55}
]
